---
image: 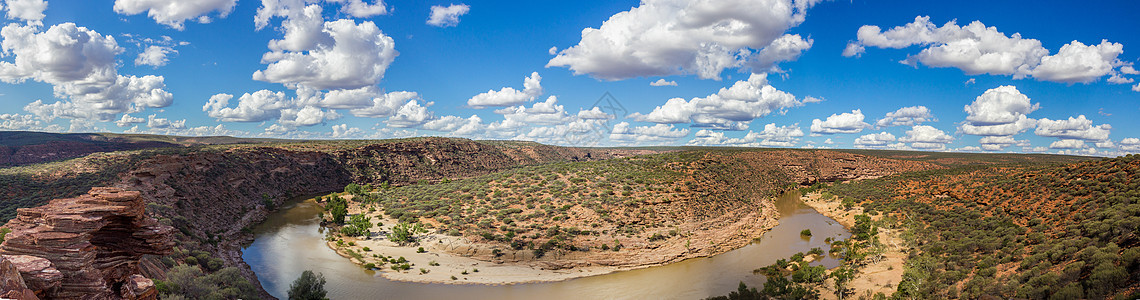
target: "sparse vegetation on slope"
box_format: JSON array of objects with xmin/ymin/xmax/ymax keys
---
[
  {"xmin": 324, "ymin": 149, "xmax": 936, "ymax": 271},
  {"xmin": 825, "ymin": 154, "xmax": 1140, "ymax": 299}
]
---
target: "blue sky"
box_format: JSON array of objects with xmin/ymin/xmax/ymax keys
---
[{"xmin": 1, "ymin": 0, "xmax": 1138, "ymax": 156}]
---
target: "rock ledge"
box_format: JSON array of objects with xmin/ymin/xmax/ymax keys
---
[{"xmin": 1, "ymin": 187, "xmax": 173, "ymax": 299}]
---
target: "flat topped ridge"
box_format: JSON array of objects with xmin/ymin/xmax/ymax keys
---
[
  {"xmin": 87, "ymin": 188, "xmax": 142, "ymax": 203},
  {"xmin": 13, "ymin": 188, "xmax": 146, "ymax": 231}
]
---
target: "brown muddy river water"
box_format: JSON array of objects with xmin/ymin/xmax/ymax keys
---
[{"xmin": 242, "ymin": 190, "xmax": 850, "ymax": 299}]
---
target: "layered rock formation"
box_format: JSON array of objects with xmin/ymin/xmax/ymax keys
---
[{"xmin": 0, "ymin": 187, "xmax": 174, "ymax": 299}]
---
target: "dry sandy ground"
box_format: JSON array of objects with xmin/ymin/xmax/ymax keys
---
[
  {"xmin": 322, "ymin": 192, "xmax": 779, "ymax": 285},
  {"xmin": 326, "ymin": 201, "xmax": 628, "ymax": 285},
  {"xmin": 802, "ymin": 192, "xmax": 906, "ymax": 299}
]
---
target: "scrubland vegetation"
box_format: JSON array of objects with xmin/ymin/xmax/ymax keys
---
[
  {"xmin": 322, "ymin": 150, "xmax": 801, "ymax": 259},
  {"xmin": 823, "ymin": 154, "xmax": 1140, "ymax": 299}
]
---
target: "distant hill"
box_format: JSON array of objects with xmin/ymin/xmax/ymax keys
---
[{"xmin": 0, "ymin": 131, "xmax": 287, "ymax": 167}]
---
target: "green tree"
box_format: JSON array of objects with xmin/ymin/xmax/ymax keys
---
[
  {"xmin": 390, "ymin": 222, "xmax": 426, "ymax": 244},
  {"xmin": 327, "ymin": 196, "xmax": 348, "ymax": 225},
  {"xmin": 288, "ymin": 270, "xmax": 328, "ymax": 300},
  {"xmin": 831, "ymin": 267, "xmax": 855, "ymax": 300},
  {"xmin": 340, "ymin": 214, "xmax": 373, "ymax": 237}
]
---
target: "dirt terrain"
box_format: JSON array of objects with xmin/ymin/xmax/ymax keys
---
[
  {"xmin": 23, "ymin": 135, "xmax": 1123, "ymax": 299},
  {"xmin": 319, "ymin": 149, "xmax": 938, "ymax": 284},
  {"xmin": 802, "ymin": 192, "xmax": 906, "ymax": 299}
]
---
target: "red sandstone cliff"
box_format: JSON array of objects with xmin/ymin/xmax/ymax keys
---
[{"xmin": 0, "ymin": 187, "xmax": 173, "ymax": 299}]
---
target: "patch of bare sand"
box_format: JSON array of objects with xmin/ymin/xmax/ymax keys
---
[
  {"xmin": 325, "ymin": 204, "xmax": 623, "ymax": 285},
  {"xmin": 802, "ymin": 192, "xmax": 906, "ymax": 299}
]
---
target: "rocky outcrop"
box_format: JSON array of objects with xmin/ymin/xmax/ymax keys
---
[
  {"xmin": 0, "ymin": 187, "xmax": 174, "ymax": 299},
  {"xmin": 0, "ymin": 256, "xmax": 38, "ymax": 300},
  {"xmin": 3, "ymin": 255, "xmax": 62, "ymax": 294}
]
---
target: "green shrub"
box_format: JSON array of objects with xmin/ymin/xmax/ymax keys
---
[{"xmin": 287, "ymin": 270, "xmax": 327, "ymax": 300}]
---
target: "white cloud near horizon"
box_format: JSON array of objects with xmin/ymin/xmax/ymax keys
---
[
  {"xmin": 467, "ymin": 72, "xmax": 543, "ymax": 108},
  {"xmin": 876, "ymin": 106, "xmax": 935, "ymax": 127},
  {"xmin": 811, "ymin": 109, "xmax": 870, "ymax": 134},
  {"xmin": 630, "ymin": 73, "xmax": 804, "ymax": 130}
]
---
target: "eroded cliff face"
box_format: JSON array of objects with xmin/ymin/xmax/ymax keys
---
[
  {"xmin": 332, "ymin": 138, "xmax": 617, "ymax": 186},
  {"xmin": 0, "ymin": 187, "xmax": 173, "ymax": 299}
]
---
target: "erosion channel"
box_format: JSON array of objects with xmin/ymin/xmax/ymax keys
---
[{"xmin": 242, "ymin": 190, "xmax": 850, "ymax": 299}]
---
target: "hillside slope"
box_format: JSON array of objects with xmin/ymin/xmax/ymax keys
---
[
  {"xmin": 326, "ymin": 149, "xmax": 938, "ymax": 275},
  {"xmin": 826, "ymin": 155, "xmax": 1140, "ymax": 299}
]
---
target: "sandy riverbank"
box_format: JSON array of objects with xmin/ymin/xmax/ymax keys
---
[
  {"xmin": 320, "ymin": 194, "xmax": 780, "ymax": 285},
  {"xmin": 325, "ymin": 214, "xmax": 625, "ymax": 285},
  {"xmin": 801, "ymin": 192, "xmax": 906, "ymax": 299}
]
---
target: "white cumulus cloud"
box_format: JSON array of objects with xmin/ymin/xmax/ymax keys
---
[
  {"xmin": 146, "ymin": 114, "xmax": 186, "ymax": 129},
  {"xmin": 630, "ymin": 73, "xmax": 803, "ymax": 130},
  {"xmin": 426, "ymin": 4, "xmax": 469, "ymax": 27},
  {"xmin": 687, "ymin": 123, "xmax": 804, "ymax": 148},
  {"xmin": 845, "ymin": 16, "xmax": 1129, "ymax": 84},
  {"xmin": 1, "ymin": 23, "xmax": 173, "ymax": 122},
  {"xmin": 1034, "ymin": 115, "xmax": 1110, "ymax": 141},
  {"xmin": 609, "ymin": 122, "xmax": 690, "ymax": 145},
  {"xmin": 650, "ymin": 79, "xmax": 677, "ymax": 86},
  {"xmin": 958, "ymin": 86, "xmax": 1038, "ymax": 140},
  {"xmin": 875, "ymin": 106, "xmax": 935, "ymax": 127},
  {"xmin": 255, "ymin": 0, "xmax": 388, "ymax": 30},
  {"xmin": 810, "ymin": 109, "xmax": 870, "ymax": 134},
  {"xmin": 467, "ymin": 72, "xmax": 543, "ymax": 108},
  {"xmin": 254, "ymin": 16, "xmax": 398, "ymax": 90},
  {"xmin": 385, "ymin": 100, "xmax": 434, "ymax": 128},
  {"xmin": 853, "ymin": 132, "xmax": 896, "ymax": 147},
  {"xmin": 115, "ymin": 114, "xmax": 145, "ymax": 127},
  {"xmin": 1120, "ymin": 138, "xmax": 1140, "ymax": 151},
  {"xmin": 4, "ymin": 0, "xmax": 47, "ymax": 23},
  {"xmin": 547, "ymin": 0, "xmax": 820, "ymax": 80},
  {"xmin": 898, "ymin": 125, "xmax": 953, "ymax": 149},
  {"xmin": 134, "ymin": 45, "xmax": 176, "ymax": 68},
  {"xmin": 1049, "ymin": 139, "xmax": 1086, "ymax": 149},
  {"xmin": 113, "ymin": 0, "xmax": 238, "ymax": 30},
  {"xmin": 494, "ymin": 96, "xmax": 573, "ymax": 125}
]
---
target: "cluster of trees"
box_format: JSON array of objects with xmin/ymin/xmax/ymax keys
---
[
  {"xmin": 155, "ymin": 265, "xmax": 260, "ymax": 300},
  {"xmin": 325, "ymin": 195, "xmax": 348, "ymax": 225},
  {"xmin": 389, "ymin": 221, "xmax": 426, "ymax": 244},
  {"xmin": 339, "ymin": 214, "xmax": 373, "ymax": 237}
]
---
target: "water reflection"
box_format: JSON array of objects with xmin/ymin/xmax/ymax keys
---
[{"xmin": 242, "ymin": 190, "xmax": 850, "ymax": 299}]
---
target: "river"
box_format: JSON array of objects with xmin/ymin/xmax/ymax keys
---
[{"xmin": 241, "ymin": 190, "xmax": 850, "ymax": 299}]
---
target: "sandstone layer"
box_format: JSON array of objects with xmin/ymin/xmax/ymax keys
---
[{"xmin": 0, "ymin": 187, "xmax": 174, "ymax": 299}]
